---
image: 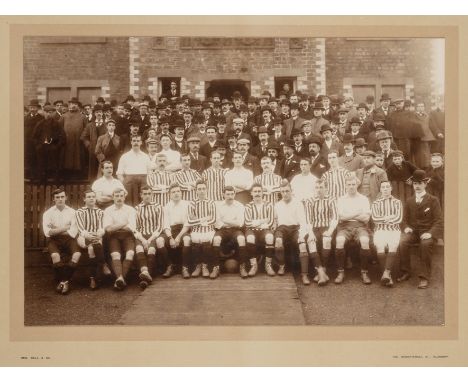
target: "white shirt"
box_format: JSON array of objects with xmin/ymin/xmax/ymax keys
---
[
  {"xmin": 160, "ymin": 148, "xmax": 182, "ymax": 172},
  {"xmin": 337, "ymin": 192, "xmax": 371, "ymax": 222},
  {"xmin": 91, "ymin": 177, "xmax": 126, "ymax": 199},
  {"xmin": 224, "ymin": 167, "xmax": 254, "ymax": 191},
  {"xmin": 163, "ymin": 200, "xmax": 189, "ymax": 228},
  {"xmin": 415, "ymin": 191, "xmax": 427, "ymax": 204},
  {"xmin": 42, "ymin": 205, "xmax": 78, "ymax": 238},
  {"xmin": 274, "ymin": 198, "xmax": 308, "ymax": 238},
  {"xmin": 103, "ymin": 204, "xmax": 137, "ymax": 232},
  {"xmin": 290, "ymin": 172, "xmax": 318, "ymax": 201},
  {"xmin": 215, "ymin": 200, "xmax": 245, "ymax": 229},
  {"xmin": 116, "ymin": 150, "xmax": 151, "ymax": 176}
]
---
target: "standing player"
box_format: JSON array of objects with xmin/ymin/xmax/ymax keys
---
[
  {"xmin": 187, "ymin": 180, "xmax": 218, "ymax": 279},
  {"xmin": 212, "ymin": 187, "xmax": 247, "ymax": 278},
  {"xmin": 202, "ymin": 151, "xmax": 227, "ymax": 203},
  {"xmin": 304, "ymin": 179, "xmax": 338, "ymax": 285},
  {"xmin": 75, "ymin": 189, "xmax": 105, "ymax": 290},
  {"xmin": 290, "ymin": 157, "xmax": 318, "ymax": 202},
  {"xmin": 274, "ymin": 180, "xmax": 310, "ymax": 284},
  {"xmin": 103, "ymin": 188, "xmax": 138, "ymax": 291},
  {"xmin": 162, "ymin": 184, "xmax": 192, "ymax": 279},
  {"xmin": 371, "ymin": 181, "xmax": 403, "ymax": 287},
  {"xmin": 224, "ymin": 151, "xmax": 254, "ymax": 204},
  {"xmin": 173, "ymin": 153, "xmax": 202, "ymax": 201},
  {"xmin": 335, "ymin": 176, "xmax": 372, "ymax": 285},
  {"xmin": 254, "ymin": 156, "xmax": 282, "ymax": 205},
  {"xmin": 244, "ymin": 184, "xmax": 276, "ymax": 277},
  {"xmin": 42, "ymin": 188, "xmax": 80, "ymax": 295},
  {"xmin": 134, "ymin": 186, "xmax": 166, "ymax": 288},
  {"xmin": 321, "ymin": 150, "xmax": 352, "ymax": 200},
  {"xmin": 147, "ymin": 153, "xmax": 173, "ymax": 207}
]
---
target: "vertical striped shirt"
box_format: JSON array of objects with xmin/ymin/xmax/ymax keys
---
[
  {"xmin": 371, "ymin": 195, "xmax": 403, "ymax": 231},
  {"xmin": 244, "ymin": 201, "xmax": 275, "ymax": 229},
  {"xmin": 147, "ymin": 170, "xmax": 173, "ymax": 207},
  {"xmin": 173, "ymin": 168, "xmax": 201, "ymax": 201},
  {"xmin": 321, "ymin": 167, "xmax": 352, "ymax": 200},
  {"xmin": 135, "ymin": 202, "xmax": 164, "ymax": 237},
  {"xmin": 254, "ymin": 172, "xmax": 282, "ymax": 205},
  {"xmin": 187, "ymin": 199, "xmax": 216, "ymax": 233},
  {"xmin": 304, "ymin": 196, "xmax": 338, "ymax": 229},
  {"xmin": 202, "ymin": 167, "xmax": 227, "ymax": 202},
  {"xmin": 75, "ymin": 206, "xmax": 104, "ymax": 234}
]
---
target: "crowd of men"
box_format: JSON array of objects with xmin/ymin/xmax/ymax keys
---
[{"xmin": 31, "ymin": 88, "xmax": 445, "ymax": 295}]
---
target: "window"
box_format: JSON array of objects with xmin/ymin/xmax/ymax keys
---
[
  {"xmin": 275, "ymin": 77, "xmax": 297, "ymax": 98},
  {"xmin": 381, "ymin": 85, "xmax": 405, "ymax": 101},
  {"xmin": 47, "ymin": 87, "xmax": 71, "ymax": 103},
  {"xmin": 352, "ymin": 85, "xmax": 376, "ymax": 104},
  {"xmin": 77, "ymin": 87, "xmax": 102, "ymax": 105},
  {"xmin": 159, "ymin": 77, "xmax": 181, "ymax": 99},
  {"xmin": 344, "ymin": 77, "xmax": 412, "ymax": 106}
]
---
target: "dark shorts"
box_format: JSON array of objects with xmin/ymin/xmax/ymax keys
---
[
  {"xmin": 244, "ymin": 229, "xmax": 274, "ymax": 246},
  {"xmin": 135, "ymin": 233, "xmax": 157, "ymax": 250},
  {"xmin": 108, "ymin": 230, "xmax": 135, "ymax": 254},
  {"xmin": 275, "ymin": 225, "xmax": 300, "ymax": 244},
  {"xmin": 336, "ymin": 221, "xmax": 369, "ymax": 242},
  {"xmin": 160, "ymin": 224, "xmax": 191, "ymax": 246},
  {"xmin": 214, "ymin": 227, "xmax": 245, "ymax": 243},
  {"xmin": 47, "ymin": 234, "xmax": 80, "ymax": 255}
]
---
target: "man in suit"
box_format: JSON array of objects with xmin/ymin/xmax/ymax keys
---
[
  {"xmin": 221, "ymin": 99, "xmax": 236, "ymax": 131},
  {"xmin": 251, "ymin": 126, "xmax": 270, "ymax": 159},
  {"xmin": 397, "ymin": 170, "xmax": 443, "ymax": 289},
  {"xmin": 24, "ymin": 99, "xmax": 45, "ymax": 180},
  {"xmin": 260, "ymin": 106, "xmax": 275, "ymax": 135},
  {"xmin": 187, "ymin": 136, "xmax": 208, "ymax": 173},
  {"xmin": 375, "ymin": 130, "xmax": 396, "ymax": 170},
  {"xmin": 267, "ymin": 143, "xmax": 283, "ymax": 175},
  {"xmin": 137, "ymin": 103, "xmax": 151, "ymax": 135},
  {"xmin": 320, "ymin": 95, "xmax": 332, "ymax": 121},
  {"xmin": 308, "ymin": 136, "xmax": 329, "ymax": 178},
  {"xmin": 279, "ymin": 100, "xmax": 291, "ymax": 121},
  {"xmin": 269, "ymin": 118, "xmax": 287, "ymax": 150},
  {"xmin": 349, "ymin": 116, "xmax": 368, "ymax": 141},
  {"xmin": 283, "ymin": 103, "xmax": 306, "ymax": 138},
  {"xmin": 310, "ymin": 102, "xmax": 329, "ymax": 136},
  {"xmin": 338, "ymin": 133, "xmax": 365, "ymax": 173},
  {"xmin": 299, "ymin": 94, "xmax": 313, "ymax": 120},
  {"xmin": 200, "ymin": 125, "xmax": 220, "ymax": 158},
  {"xmin": 171, "ymin": 124, "xmax": 187, "ymax": 153},
  {"xmin": 280, "ymin": 139, "xmax": 301, "ymax": 180},
  {"xmin": 95, "ymin": 119, "xmax": 122, "ymax": 171},
  {"xmin": 236, "ymin": 138, "xmax": 261, "ymax": 176},
  {"xmin": 168, "ymin": 80, "xmax": 179, "ymax": 99},
  {"xmin": 355, "ymin": 150, "xmax": 388, "ymax": 203},
  {"xmin": 291, "ymin": 129, "xmax": 309, "ymax": 158},
  {"xmin": 373, "ymin": 93, "xmax": 392, "ymax": 120},
  {"xmin": 320, "ymin": 123, "xmax": 344, "ymax": 158}
]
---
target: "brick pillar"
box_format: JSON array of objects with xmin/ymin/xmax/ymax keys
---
[
  {"xmin": 315, "ymin": 38, "xmax": 326, "ymax": 95},
  {"xmin": 180, "ymin": 77, "xmax": 191, "ymax": 96},
  {"xmin": 148, "ymin": 77, "xmax": 159, "ymax": 100},
  {"xmin": 250, "ymin": 81, "xmax": 262, "ymax": 97},
  {"xmin": 129, "ymin": 37, "xmax": 140, "ymax": 97},
  {"xmin": 405, "ymin": 82, "xmax": 415, "ymax": 102},
  {"xmin": 430, "ymin": 39, "xmax": 444, "ymax": 110},
  {"xmin": 194, "ymin": 80, "xmax": 206, "ymax": 100},
  {"xmin": 101, "ymin": 82, "xmax": 110, "ymax": 101},
  {"xmin": 37, "ymin": 86, "xmax": 47, "ymax": 104},
  {"xmin": 263, "ymin": 77, "xmax": 275, "ymax": 96}
]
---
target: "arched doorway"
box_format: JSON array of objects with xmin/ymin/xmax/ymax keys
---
[{"xmin": 205, "ymin": 80, "xmax": 250, "ymax": 101}]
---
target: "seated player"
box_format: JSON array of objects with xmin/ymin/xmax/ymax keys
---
[
  {"xmin": 274, "ymin": 180, "xmax": 309, "ymax": 284},
  {"xmin": 134, "ymin": 186, "xmax": 166, "ymax": 288},
  {"xmin": 162, "ymin": 184, "xmax": 192, "ymax": 279},
  {"xmin": 75, "ymin": 189, "xmax": 105, "ymax": 290},
  {"xmin": 42, "ymin": 188, "xmax": 81, "ymax": 295},
  {"xmin": 187, "ymin": 180, "xmax": 218, "ymax": 279},
  {"xmin": 244, "ymin": 183, "xmax": 275, "ymax": 277},
  {"xmin": 304, "ymin": 179, "xmax": 338, "ymax": 286},
  {"xmin": 335, "ymin": 176, "xmax": 372, "ymax": 285},
  {"xmin": 103, "ymin": 188, "xmax": 138, "ymax": 291},
  {"xmin": 212, "ymin": 186, "xmax": 247, "ymax": 278},
  {"xmin": 371, "ymin": 181, "xmax": 403, "ymax": 287}
]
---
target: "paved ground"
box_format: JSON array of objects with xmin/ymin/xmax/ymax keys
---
[{"xmin": 24, "ymin": 247, "xmax": 444, "ymax": 326}]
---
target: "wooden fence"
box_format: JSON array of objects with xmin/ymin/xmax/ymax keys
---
[{"xmin": 24, "ymin": 180, "xmax": 434, "ymax": 251}]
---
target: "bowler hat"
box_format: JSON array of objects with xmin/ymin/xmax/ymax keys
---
[
  {"xmin": 391, "ymin": 150, "xmax": 404, "ymax": 158},
  {"xmin": 247, "ymin": 96, "xmax": 257, "ymax": 104},
  {"xmin": 290, "ymin": 103, "xmax": 300, "ymax": 110},
  {"xmin": 306, "ymin": 136, "xmax": 322, "ymax": 148},
  {"xmin": 361, "ymin": 150, "xmax": 376, "ymax": 157},
  {"xmin": 267, "ymin": 143, "xmax": 280, "ymax": 152},
  {"xmin": 313, "ymin": 102, "xmax": 325, "ymax": 110},
  {"xmin": 237, "ymin": 138, "xmax": 251, "ymax": 145},
  {"xmin": 221, "ymin": 99, "xmax": 231, "ymax": 105},
  {"xmin": 28, "ymin": 99, "xmax": 41, "ymax": 107},
  {"xmin": 273, "ymin": 118, "xmax": 283, "ymax": 125},
  {"xmin": 43, "ymin": 105, "xmax": 55, "ymax": 112},
  {"xmin": 69, "ymin": 97, "xmax": 79, "ymax": 104},
  {"xmin": 93, "ymin": 104, "xmax": 103, "ymax": 112},
  {"xmin": 214, "ymin": 141, "xmax": 227, "ymax": 150},
  {"xmin": 320, "ymin": 124, "xmax": 333, "ymax": 134},
  {"xmin": 342, "ymin": 133, "xmax": 354, "ymax": 144},
  {"xmin": 366, "ymin": 95, "xmax": 375, "ymax": 104},
  {"xmin": 125, "ymin": 95, "xmax": 135, "ymax": 102},
  {"xmin": 291, "ymin": 128, "xmax": 303, "ymax": 137},
  {"xmin": 373, "ymin": 113, "xmax": 386, "ymax": 122},
  {"xmin": 257, "ymin": 126, "xmax": 269, "ymax": 135},
  {"xmin": 357, "ymin": 102, "xmax": 368, "ymax": 110},
  {"xmin": 239, "ymin": 104, "xmax": 248, "ymax": 112},
  {"xmin": 202, "ymin": 102, "xmax": 212, "ymax": 110},
  {"xmin": 410, "ymin": 169, "xmax": 430, "ymax": 183},
  {"xmin": 284, "ymin": 139, "xmax": 295, "ymax": 148},
  {"xmin": 173, "ymin": 124, "xmax": 185, "ymax": 130},
  {"xmin": 96, "ymin": 97, "xmax": 105, "ymax": 103},
  {"xmin": 260, "ymin": 106, "xmax": 272, "ymax": 113},
  {"xmin": 337, "ymin": 107, "xmax": 349, "ymax": 114},
  {"xmin": 349, "ymin": 116, "xmax": 361, "ymax": 125},
  {"xmin": 148, "ymin": 100, "xmax": 156, "ymax": 108},
  {"xmin": 380, "ymin": 93, "xmax": 391, "ymax": 102},
  {"xmin": 354, "ymin": 138, "xmax": 367, "ymax": 147},
  {"xmin": 53, "ymin": 100, "xmax": 63, "ymax": 106},
  {"xmin": 187, "ymin": 136, "xmax": 201, "ymax": 143}
]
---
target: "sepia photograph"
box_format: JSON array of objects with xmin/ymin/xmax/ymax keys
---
[{"xmin": 22, "ymin": 34, "xmax": 446, "ymax": 328}]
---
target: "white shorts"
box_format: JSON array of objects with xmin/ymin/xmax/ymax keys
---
[
  {"xmin": 373, "ymin": 230, "xmax": 401, "ymax": 251},
  {"xmin": 190, "ymin": 231, "xmax": 215, "ymax": 244}
]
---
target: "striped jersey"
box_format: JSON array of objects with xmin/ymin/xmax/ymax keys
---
[
  {"xmin": 135, "ymin": 202, "xmax": 164, "ymax": 237},
  {"xmin": 254, "ymin": 172, "xmax": 282, "ymax": 205},
  {"xmin": 147, "ymin": 170, "xmax": 173, "ymax": 207},
  {"xmin": 173, "ymin": 168, "xmax": 201, "ymax": 201},
  {"xmin": 187, "ymin": 199, "xmax": 216, "ymax": 233},
  {"xmin": 202, "ymin": 167, "xmax": 227, "ymax": 202},
  {"xmin": 371, "ymin": 195, "xmax": 403, "ymax": 231},
  {"xmin": 321, "ymin": 167, "xmax": 352, "ymax": 200},
  {"xmin": 304, "ymin": 196, "xmax": 338, "ymax": 229},
  {"xmin": 244, "ymin": 201, "xmax": 275, "ymax": 230},
  {"xmin": 75, "ymin": 206, "xmax": 104, "ymax": 234}
]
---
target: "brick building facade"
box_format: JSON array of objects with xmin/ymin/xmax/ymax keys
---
[{"xmin": 23, "ymin": 36, "xmax": 443, "ymax": 108}]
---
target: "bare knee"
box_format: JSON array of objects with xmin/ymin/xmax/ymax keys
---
[
  {"xmin": 212, "ymin": 236, "xmax": 222, "ymax": 246},
  {"xmin": 110, "ymin": 252, "xmax": 121, "ymax": 261},
  {"xmin": 336, "ymin": 236, "xmax": 346, "ymax": 248},
  {"xmin": 323, "ymin": 237, "xmax": 332, "ymax": 249},
  {"xmin": 275, "ymin": 237, "xmax": 283, "ymax": 248},
  {"xmin": 246, "ymin": 235, "xmax": 255, "ymax": 244},
  {"xmin": 125, "ymin": 251, "xmax": 134, "ymax": 261},
  {"xmin": 183, "ymin": 236, "xmax": 191, "ymax": 246},
  {"xmin": 359, "ymin": 236, "xmax": 370, "ymax": 249},
  {"xmin": 50, "ymin": 253, "xmax": 61, "ymax": 264},
  {"xmin": 237, "ymin": 235, "xmax": 246, "ymax": 246},
  {"xmin": 156, "ymin": 237, "xmax": 165, "ymax": 249},
  {"xmin": 265, "ymin": 233, "xmax": 274, "ymax": 245}
]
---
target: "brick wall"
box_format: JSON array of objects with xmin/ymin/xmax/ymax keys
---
[
  {"xmin": 325, "ymin": 38, "xmax": 433, "ymax": 106},
  {"xmin": 23, "ymin": 37, "xmax": 130, "ymax": 104}
]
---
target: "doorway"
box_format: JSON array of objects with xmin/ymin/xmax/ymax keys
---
[{"xmin": 205, "ymin": 80, "xmax": 250, "ymax": 101}]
